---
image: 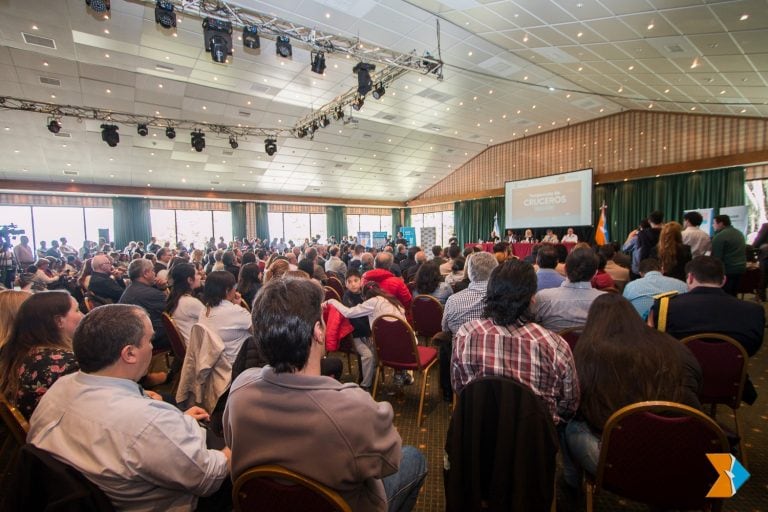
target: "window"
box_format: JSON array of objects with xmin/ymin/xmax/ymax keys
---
[
  {"xmin": 149, "ymin": 209, "xmax": 231, "ymax": 247},
  {"xmin": 149, "ymin": 210, "xmax": 177, "ymax": 246},
  {"xmin": 441, "ymin": 210, "xmax": 455, "ymax": 247},
  {"xmin": 283, "ymin": 213, "xmax": 310, "ymax": 244},
  {"xmin": 84, "ymin": 208, "xmax": 114, "ymax": 245},
  {"xmin": 347, "ymin": 215, "xmax": 360, "ymax": 238},
  {"xmin": 310, "ymin": 214, "xmax": 326, "ymax": 241},
  {"xmin": 268, "ymin": 213, "xmax": 284, "ymax": 241},
  {"xmin": 268, "ymin": 212, "xmax": 326, "ymax": 243},
  {"xmin": 380, "ymin": 215, "xmax": 393, "ymax": 237},
  {"xmin": 213, "ymin": 211, "xmax": 232, "ymax": 242},
  {"xmin": 176, "ymin": 210, "xmax": 215, "ymax": 249},
  {"xmin": 409, "ymin": 211, "xmax": 453, "ymax": 247},
  {"xmin": 359, "ymin": 215, "xmax": 380, "ymax": 233},
  {"xmin": 33, "ymin": 206, "xmax": 87, "ymax": 250},
  {"xmin": 0, "ymin": 205, "xmax": 33, "ymax": 247},
  {"xmin": 412, "ymin": 214, "xmax": 424, "ymax": 246}
]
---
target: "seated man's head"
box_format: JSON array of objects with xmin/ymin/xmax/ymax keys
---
[
  {"xmin": 252, "ymin": 277, "xmax": 324, "ymax": 373},
  {"xmin": 536, "ymin": 244, "xmax": 559, "ymax": 270},
  {"xmin": 685, "ymin": 255, "xmax": 725, "ymax": 288},
  {"xmin": 465, "ymin": 252, "xmax": 498, "ymax": 283},
  {"xmin": 375, "ymin": 251, "xmax": 393, "ymax": 270},
  {"xmin": 638, "ymin": 258, "xmax": 661, "ymax": 276},
  {"xmin": 361, "ymin": 252, "xmax": 374, "ymax": 267},
  {"xmin": 74, "ymin": 304, "xmax": 153, "ymax": 381},
  {"xmin": 565, "ymin": 247, "xmax": 599, "ymax": 283},
  {"xmin": 483, "ymin": 259, "xmax": 537, "ymax": 326}
]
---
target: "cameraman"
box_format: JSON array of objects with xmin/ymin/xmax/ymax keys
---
[
  {"xmin": 0, "ymin": 242, "xmax": 16, "ymax": 288},
  {"xmin": 13, "ymin": 235, "xmax": 35, "ymax": 271}
]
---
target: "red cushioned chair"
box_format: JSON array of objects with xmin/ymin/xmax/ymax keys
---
[
  {"xmin": 556, "ymin": 325, "xmax": 585, "ymax": 352},
  {"xmin": 161, "ymin": 312, "xmax": 187, "ymax": 394},
  {"xmin": 681, "ymin": 333, "xmax": 749, "ymax": 468},
  {"xmin": 233, "ymin": 465, "xmax": 351, "ymax": 512},
  {"xmin": 736, "ymin": 266, "xmax": 762, "ymax": 301},
  {"xmin": 326, "ymin": 276, "xmax": 345, "ymax": 300},
  {"xmin": 586, "ymin": 401, "xmax": 728, "ymax": 512},
  {"xmin": 371, "ymin": 315, "xmax": 438, "ymax": 428},
  {"xmin": 323, "ymin": 286, "xmax": 341, "ymax": 302},
  {"xmin": 410, "ymin": 294, "xmax": 444, "ymax": 345}
]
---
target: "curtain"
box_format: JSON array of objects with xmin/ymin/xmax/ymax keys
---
[
  {"xmin": 326, "ymin": 206, "xmax": 346, "ymax": 241},
  {"xmin": 113, "ymin": 197, "xmax": 151, "ymax": 249},
  {"xmin": 403, "ymin": 208, "xmax": 412, "ymax": 227},
  {"xmin": 454, "ymin": 197, "xmax": 506, "ymax": 246},
  {"xmin": 596, "ymin": 166, "xmax": 744, "ymax": 243},
  {"xmin": 391, "ymin": 208, "xmax": 402, "ymax": 234},
  {"xmin": 230, "ymin": 202, "xmax": 246, "ymax": 240},
  {"xmin": 254, "ymin": 202, "xmax": 270, "ymax": 241}
]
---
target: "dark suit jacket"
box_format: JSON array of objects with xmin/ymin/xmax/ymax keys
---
[
  {"xmin": 118, "ymin": 281, "xmax": 168, "ymax": 349},
  {"xmin": 88, "ymin": 271, "xmax": 125, "ymax": 303}
]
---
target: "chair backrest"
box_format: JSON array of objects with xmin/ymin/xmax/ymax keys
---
[
  {"xmin": 444, "ymin": 377, "xmax": 558, "ymax": 511},
  {"xmin": 556, "ymin": 325, "xmax": 585, "ymax": 352},
  {"xmin": 0, "ymin": 397, "xmax": 29, "ymax": 511},
  {"xmin": 326, "ymin": 276, "xmax": 344, "ymax": 299},
  {"xmin": 371, "ymin": 315, "xmax": 422, "ymax": 370},
  {"xmin": 239, "ymin": 298, "xmax": 251, "ymax": 312},
  {"xmin": 161, "ymin": 312, "xmax": 187, "ymax": 361},
  {"xmin": 596, "ymin": 401, "xmax": 728, "ymax": 511},
  {"xmin": 410, "ymin": 294, "xmax": 444, "ymax": 339},
  {"xmin": 681, "ymin": 333, "xmax": 747, "ymax": 410},
  {"xmin": 233, "ymin": 465, "xmax": 351, "ymax": 512},
  {"xmin": 323, "ymin": 286, "xmax": 341, "ymax": 302}
]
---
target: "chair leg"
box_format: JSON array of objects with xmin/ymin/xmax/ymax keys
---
[
  {"xmin": 585, "ymin": 482, "xmax": 594, "ymax": 512},
  {"xmin": 733, "ymin": 409, "xmax": 748, "ymax": 469},
  {"xmin": 416, "ymin": 367, "xmax": 430, "ymax": 428},
  {"xmin": 372, "ymin": 366, "xmax": 381, "ymax": 399}
]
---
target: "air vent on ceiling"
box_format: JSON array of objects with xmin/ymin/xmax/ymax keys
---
[
  {"xmin": 39, "ymin": 76, "xmax": 61, "ymax": 87},
  {"xmin": 469, "ymin": 134, "xmax": 480, "ymax": 139},
  {"xmin": 446, "ymin": 149, "xmax": 454, "ymax": 153},
  {"xmin": 572, "ymin": 97, "xmax": 602, "ymax": 110},
  {"xmin": 362, "ymin": 133, "xmax": 372, "ymax": 138},
  {"xmin": 424, "ymin": 123, "xmax": 443, "ymax": 131},
  {"xmin": 22, "ymin": 32, "xmax": 56, "ymax": 49},
  {"xmin": 238, "ymin": 111, "xmax": 251, "ymax": 117},
  {"xmin": 415, "ymin": 89, "xmax": 454, "ymax": 103},
  {"xmin": 381, "ymin": 114, "xmax": 397, "ymax": 121},
  {"xmin": 665, "ymin": 44, "xmax": 685, "ymax": 53},
  {"xmin": 62, "ymin": 170, "xmax": 79, "ymax": 176},
  {"xmin": 53, "ymin": 132, "xmax": 71, "ymax": 138},
  {"xmin": 222, "ymin": 150, "xmax": 234, "ymax": 156},
  {"xmin": 155, "ymin": 64, "xmax": 175, "ymax": 72},
  {"xmin": 334, "ymin": 163, "xmax": 343, "ymax": 168},
  {"xmin": 250, "ymin": 83, "xmax": 272, "ymax": 94},
  {"xmin": 210, "ymin": 180, "xmax": 220, "ymax": 185}
]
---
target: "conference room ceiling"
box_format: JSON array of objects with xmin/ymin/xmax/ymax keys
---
[{"xmin": 0, "ymin": 0, "xmax": 765, "ymax": 202}]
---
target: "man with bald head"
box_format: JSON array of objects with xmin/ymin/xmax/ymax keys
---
[
  {"xmin": 403, "ymin": 251, "xmax": 426, "ymax": 283},
  {"xmin": 88, "ymin": 253, "xmax": 126, "ymax": 303},
  {"xmin": 363, "ymin": 252, "xmax": 412, "ymax": 313}
]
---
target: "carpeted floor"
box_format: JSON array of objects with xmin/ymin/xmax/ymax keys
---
[{"xmin": 344, "ymin": 303, "xmax": 768, "ymax": 512}]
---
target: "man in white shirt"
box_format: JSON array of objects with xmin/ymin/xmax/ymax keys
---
[
  {"xmin": 561, "ymin": 228, "xmax": 578, "ymax": 243},
  {"xmin": 682, "ymin": 211, "xmax": 712, "ymax": 257},
  {"xmin": 28, "ymin": 304, "xmax": 231, "ymax": 511}
]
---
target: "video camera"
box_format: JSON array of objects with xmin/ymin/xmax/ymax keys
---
[{"xmin": 0, "ymin": 224, "xmax": 25, "ymax": 247}]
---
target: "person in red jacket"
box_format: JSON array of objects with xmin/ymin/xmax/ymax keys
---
[{"xmin": 362, "ymin": 252, "xmax": 413, "ymax": 315}]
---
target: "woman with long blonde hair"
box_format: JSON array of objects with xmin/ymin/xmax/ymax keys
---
[
  {"xmin": 656, "ymin": 221, "xmax": 691, "ymax": 281},
  {"xmin": 0, "ymin": 290, "xmax": 31, "ymax": 349}
]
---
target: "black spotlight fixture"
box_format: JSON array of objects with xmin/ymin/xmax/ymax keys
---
[
  {"xmin": 351, "ymin": 96, "xmax": 365, "ymax": 111},
  {"xmin": 86, "ymin": 0, "xmax": 110, "ymax": 13},
  {"xmin": 47, "ymin": 118, "xmax": 61, "ymax": 134},
  {"xmin": 352, "ymin": 62, "xmax": 375, "ymax": 96},
  {"xmin": 243, "ymin": 26, "xmax": 260, "ymax": 49},
  {"xmin": 320, "ymin": 115, "xmax": 330, "ymax": 128},
  {"xmin": 275, "ymin": 35, "xmax": 292, "ymax": 58},
  {"xmin": 165, "ymin": 126, "xmax": 176, "ymax": 139},
  {"xmin": 372, "ymin": 83, "xmax": 386, "ymax": 100},
  {"xmin": 202, "ymin": 17, "xmax": 233, "ymax": 64},
  {"xmin": 100, "ymin": 124, "xmax": 119, "ymax": 147},
  {"xmin": 308, "ymin": 120, "xmax": 319, "ymax": 135},
  {"xmin": 310, "ymin": 51, "xmax": 326, "ymax": 74},
  {"xmin": 264, "ymin": 138, "xmax": 277, "ymax": 156},
  {"xmin": 155, "ymin": 1, "xmax": 176, "ymax": 28},
  {"xmin": 229, "ymin": 134, "xmax": 238, "ymax": 149},
  {"xmin": 137, "ymin": 123, "xmax": 149, "ymax": 137},
  {"xmin": 333, "ymin": 107, "xmax": 344, "ymax": 120},
  {"xmin": 191, "ymin": 130, "xmax": 205, "ymax": 152},
  {"xmin": 296, "ymin": 126, "xmax": 307, "ymax": 139}
]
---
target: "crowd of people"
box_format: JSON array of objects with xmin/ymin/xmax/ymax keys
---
[{"xmin": 0, "ymin": 208, "xmax": 764, "ymax": 509}]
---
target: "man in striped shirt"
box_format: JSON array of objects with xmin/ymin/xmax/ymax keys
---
[{"xmin": 451, "ymin": 259, "xmax": 579, "ymax": 425}]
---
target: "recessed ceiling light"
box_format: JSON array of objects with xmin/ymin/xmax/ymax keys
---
[
  {"xmin": 32, "ymin": 25, "xmax": 38, "ymax": 30},
  {"xmin": 647, "ymin": 22, "xmax": 654, "ymax": 30},
  {"xmin": 104, "ymin": 29, "xmax": 109, "ymax": 34},
  {"xmin": 148, "ymin": 169, "xmax": 153, "ymax": 173},
  {"xmin": 42, "ymin": 61, "xmax": 49, "ymax": 67},
  {"xmin": 577, "ymin": 32, "xmax": 583, "ymax": 38},
  {"xmin": 691, "ymin": 106, "xmax": 696, "ymax": 111},
  {"xmin": 664, "ymin": 88, "xmax": 670, "ymax": 93},
  {"xmin": 523, "ymin": 34, "xmax": 529, "ymax": 43},
  {"xmin": 50, "ymin": 94, "xmax": 56, "ymax": 99},
  {"xmin": 106, "ymin": 88, "xmax": 111, "ymax": 93},
  {"xmin": 740, "ymin": 108, "xmax": 747, "ymax": 113},
  {"xmin": 3, "ymin": 127, "xmax": 9, "ymax": 131},
  {"xmin": 182, "ymin": 178, "xmax": 186, "ymax": 183},
  {"xmin": 523, "ymin": 76, "xmax": 528, "ymax": 80},
  {"xmin": 66, "ymin": 163, "xmax": 71, "ymax": 166},
  {"xmin": 628, "ymin": 65, "xmax": 634, "ymax": 70},
  {"xmin": 13, "ymin": 150, "xmax": 20, "ymax": 154},
  {"xmin": 739, "ymin": 14, "xmax": 749, "ymax": 21},
  {"xmin": 109, "ymin": 174, "xmax": 114, "ymax": 178},
  {"xmin": 467, "ymin": 51, "xmax": 473, "ymax": 56},
  {"xmin": 158, "ymin": 84, "xmax": 163, "ymax": 88},
  {"xmin": 325, "ymin": 12, "xmax": 330, "ymax": 18},
  {"xmin": 105, "ymin": 53, "xmax": 110, "ymax": 58},
  {"xmin": 202, "ymin": 106, "xmax": 207, "ymax": 110}
]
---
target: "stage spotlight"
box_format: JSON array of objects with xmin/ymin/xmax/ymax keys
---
[
  {"xmin": 310, "ymin": 52, "xmax": 326, "ymax": 74},
  {"xmin": 166, "ymin": 126, "xmax": 176, "ymax": 139},
  {"xmin": 86, "ymin": 0, "xmax": 110, "ymax": 13},
  {"xmin": 137, "ymin": 123, "xmax": 149, "ymax": 137},
  {"xmin": 155, "ymin": 1, "xmax": 176, "ymax": 28},
  {"xmin": 243, "ymin": 26, "xmax": 260, "ymax": 49},
  {"xmin": 264, "ymin": 138, "xmax": 277, "ymax": 156},
  {"xmin": 372, "ymin": 83, "xmax": 386, "ymax": 100},
  {"xmin": 321, "ymin": 115, "xmax": 330, "ymax": 128},
  {"xmin": 352, "ymin": 62, "xmax": 375, "ymax": 96},
  {"xmin": 333, "ymin": 107, "xmax": 344, "ymax": 120},
  {"xmin": 308, "ymin": 121, "xmax": 319, "ymax": 135},
  {"xmin": 100, "ymin": 124, "xmax": 119, "ymax": 147},
  {"xmin": 296, "ymin": 126, "xmax": 307, "ymax": 139},
  {"xmin": 351, "ymin": 96, "xmax": 365, "ymax": 111},
  {"xmin": 276, "ymin": 35, "xmax": 292, "ymax": 58},
  {"xmin": 191, "ymin": 130, "xmax": 205, "ymax": 152},
  {"xmin": 47, "ymin": 118, "xmax": 61, "ymax": 134},
  {"xmin": 203, "ymin": 17, "xmax": 233, "ymax": 64},
  {"xmin": 229, "ymin": 134, "xmax": 238, "ymax": 149}
]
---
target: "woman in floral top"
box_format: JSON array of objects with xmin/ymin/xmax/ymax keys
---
[{"xmin": 0, "ymin": 290, "xmax": 83, "ymax": 419}]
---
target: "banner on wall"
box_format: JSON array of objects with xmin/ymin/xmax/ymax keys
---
[
  {"xmin": 401, "ymin": 227, "xmax": 416, "ymax": 247},
  {"xmin": 372, "ymin": 231, "xmax": 388, "ymax": 249},
  {"xmin": 683, "ymin": 208, "xmax": 714, "ymax": 236},
  {"xmin": 719, "ymin": 205, "xmax": 748, "ymax": 234},
  {"xmin": 420, "ymin": 227, "xmax": 437, "ymax": 254},
  {"xmin": 357, "ymin": 231, "xmax": 371, "ymax": 248}
]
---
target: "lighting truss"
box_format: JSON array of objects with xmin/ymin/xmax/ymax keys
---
[
  {"xmin": 128, "ymin": 0, "xmax": 443, "ymax": 78},
  {"xmin": 0, "ymin": 96, "xmax": 290, "ymax": 140}
]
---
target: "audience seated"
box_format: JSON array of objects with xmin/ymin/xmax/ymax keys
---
[
  {"xmin": 535, "ymin": 245, "xmax": 565, "ymax": 291},
  {"xmin": 119, "ymin": 259, "xmax": 170, "ymax": 352},
  {"xmin": 32, "ymin": 258, "xmax": 59, "ymax": 287},
  {"xmin": 27, "ymin": 304, "xmax": 231, "ymax": 511},
  {"xmin": 451, "ymin": 259, "xmax": 578, "ymax": 425},
  {"xmin": 197, "ymin": 271, "xmax": 251, "ymax": 366},
  {"xmin": 165, "ymin": 263, "xmax": 204, "ymax": 345},
  {"xmin": 444, "ymin": 256, "xmax": 466, "ymax": 290},
  {"xmin": 564, "ymin": 294, "xmax": 702, "ymax": 487},
  {"xmin": 622, "ymin": 258, "xmax": 688, "ymax": 319},
  {"xmin": 534, "ymin": 247, "xmax": 604, "ymax": 332},
  {"xmin": 341, "ymin": 269, "xmax": 376, "ymax": 391},
  {"xmin": 236, "ymin": 262, "xmax": 262, "ymax": 309},
  {"xmin": 654, "ymin": 221, "xmax": 692, "ymax": 281},
  {"xmin": 414, "ymin": 260, "xmax": 453, "ymax": 304},
  {"xmin": 223, "ymin": 277, "xmax": 427, "ymax": 512},
  {"xmin": 363, "ymin": 252, "xmax": 412, "ymax": 313},
  {"xmin": 88, "ymin": 254, "xmax": 126, "ymax": 303},
  {"xmin": 597, "ymin": 244, "xmax": 629, "ymax": 289},
  {"xmin": 590, "ymin": 252, "xmax": 616, "ymax": 290},
  {"xmin": 0, "ymin": 291, "xmax": 82, "ymax": 419},
  {"xmin": 439, "ymin": 245, "xmax": 461, "ymax": 276},
  {"xmin": 325, "ymin": 245, "xmax": 348, "ymax": 278}
]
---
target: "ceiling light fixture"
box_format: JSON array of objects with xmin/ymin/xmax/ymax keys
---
[
  {"xmin": 333, "ymin": 107, "xmax": 344, "ymax": 120},
  {"xmin": 165, "ymin": 126, "xmax": 176, "ymax": 139},
  {"xmin": 372, "ymin": 83, "xmax": 386, "ymax": 100},
  {"xmin": 203, "ymin": 18, "xmax": 233, "ymax": 64},
  {"xmin": 352, "ymin": 62, "xmax": 375, "ymax": 96},
  {"xmin": 155, "ymin": 1, "xmax": 176, "ymax": 28},
  {"xmin": 137, "ymin": 123, "xmax": 149, "ymax": 136},
  {"xmin": 276, "ymin": 35, "xmax": 292, "ymax": 58},
  {"xmin": 265, "ymin": 138, "xmax": 277, "ymax": 156},
  {"xmin": 47, "ymin": 118, "xmax": 61, "ymax": 134},
  {"xmin": 243, "ymin": 25, "xmax": 260, "ymax": 49},
  {"xmin": 351, "ymin": 96, "xmax": 365, "ymax": 111},
  {"xmin": 311, "ymin": 51, "xmax": 326, "ymax": 74},
  {"xmin": 85, "ymin": 0, "xmax": 110, "ymax": 13},
  {"xmin": 100, "ymin": 124, "xmax": 119, "ymax": 147},
  {"xmin": 191, "ymin": 130, "xmax": 206, "ymax": 152},
  {"xmin": 229, "ymin": 134, "xmax": 238, "ymax": 149},
  {"xmin": 320, "ymin": 115, "xmax": 330, "ymax": 128}
]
